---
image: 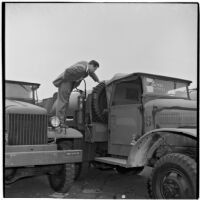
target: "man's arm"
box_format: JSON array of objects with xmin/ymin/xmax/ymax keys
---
[{"xmin": 89, "ymin": 72, "xmax": 100, "ymax": 83}]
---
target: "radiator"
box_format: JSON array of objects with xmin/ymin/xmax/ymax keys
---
[{"xmin": 8, "ymin": 113, "xmax": 48, "ymax": 145}]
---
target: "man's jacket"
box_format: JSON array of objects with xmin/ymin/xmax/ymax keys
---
[{"xmin": 53, "ymin": 61, "xmax": 99, "ymax": 88}]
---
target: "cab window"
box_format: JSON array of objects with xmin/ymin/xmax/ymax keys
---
[{"xmin": 112, "ymin": 79, "xmax": 142, "ymax": 105}]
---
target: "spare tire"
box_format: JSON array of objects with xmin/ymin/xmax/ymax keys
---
[{"xmin": 92, "ymin": 82, "xmax": 108, "ymax": 123}]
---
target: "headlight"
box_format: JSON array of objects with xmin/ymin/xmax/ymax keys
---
[{"xmin": 50, "ymin": 116, "xmax": 60, "ymax": 128}]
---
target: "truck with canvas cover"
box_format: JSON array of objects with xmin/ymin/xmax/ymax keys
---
[
  {"xmin": 43, "ymin": 72, "xmax": 197, "ymax": 199},
  {"xmin": 5, "ymin": 80, "xmax": 83, "ymax": 193}
]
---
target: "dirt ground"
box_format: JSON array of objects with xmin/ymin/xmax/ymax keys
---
[{"xmin": 4, "ymin": 166, "xmax": 152, "ymax": 199}]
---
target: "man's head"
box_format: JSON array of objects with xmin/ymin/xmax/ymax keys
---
[{"xmin": 88, "ymin": 60, "xmax": 99, "ymax": 73}]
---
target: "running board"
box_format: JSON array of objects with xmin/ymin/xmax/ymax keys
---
[{"xmin": 94, "ymin": 157, "xmax": 127, "ymax": 167}]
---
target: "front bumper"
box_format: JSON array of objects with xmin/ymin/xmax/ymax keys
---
[{"xmin": 5, "ymin": 145, "xmax": 82, "ymax": 167}]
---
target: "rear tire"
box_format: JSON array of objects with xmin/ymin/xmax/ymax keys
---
[
  {"xmin": 147, "ymin": 153, "xmax": 196, "ymax": 199},
  {"xmin": 48, "ymin": 163, "xmax": 75, "ymax": 193}
]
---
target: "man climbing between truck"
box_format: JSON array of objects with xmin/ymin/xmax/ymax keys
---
[{"xmin": 52, "ymin": 60, "xmax": 100, "ymax": 127}]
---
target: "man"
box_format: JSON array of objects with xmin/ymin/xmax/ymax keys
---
[{"xmin": 52, "ymin": 60, "xmax": 100, "ymax": 126}]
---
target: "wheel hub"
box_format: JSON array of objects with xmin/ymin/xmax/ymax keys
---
[
  {"xmin": 163, "ymin": 177, "xmax": 181, "ymax": 198},
  {"xmin": 161, "ymin": 171, "xmax": 189, "ymax": 198}
]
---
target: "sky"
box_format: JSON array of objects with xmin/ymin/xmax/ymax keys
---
[{"xmin": 5, "ymin": 3, "xmax": 198, "ymax": 99}]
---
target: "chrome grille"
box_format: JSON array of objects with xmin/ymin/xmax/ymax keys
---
[{"xmin": 8, "ymin": 113, "xmax": 48, "ymax": 145}]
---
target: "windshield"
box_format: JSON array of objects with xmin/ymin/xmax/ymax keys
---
[
  {"xmin": 6, "ymin": 82, "xmax": 37, "ymax": 100},
  {"xmin": 143, "ymin": 77, "xmax": 189, "ymax": 98}
]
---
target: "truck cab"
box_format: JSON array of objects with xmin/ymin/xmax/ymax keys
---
[{"xmin": 104, "ymin": 73, "xmax": 196, "ymax": 156}]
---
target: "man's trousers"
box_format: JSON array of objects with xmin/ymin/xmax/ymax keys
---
[{"xmin": 54, "ymin": 81, "xmax": 74, "ymax": 124}]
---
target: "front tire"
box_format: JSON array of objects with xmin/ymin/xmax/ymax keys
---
[
  {"xmin": 147, "ymin": 153, "xmax": 196, "ymax": 199},
  {"xmin": 48, "ymin": 163, "xmax": 75, "ymax": 193},
  {"xmin": 57, "ymin": 140, "xmax": 81, "ymax": 180}
]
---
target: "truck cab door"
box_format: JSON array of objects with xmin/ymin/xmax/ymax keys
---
[{"xmin": 108, "ymin": 78, "xmax": 143, "ymax": 156}]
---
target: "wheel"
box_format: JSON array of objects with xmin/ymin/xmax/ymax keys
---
[
  {"xmin": 5, "ymin": 168, "xmax": 16, "ymax": 181},
  {"xmin": 147, "ymin": 153, "xmax": 196, "ymax": 199},
  {"xmin": 48, "ymin": 163, "xmax": 75, "ymax": 193},
  {"xmin": 57, "ymin": 140, "xmax": 82, "ymax": 180},
  {"xmin": 116, "ymin": 166, "xmax": 144, "ymax": 175},
  {"xmin": 74, "ymin": 163, "xmax": 82, "ymax": 180},
  {"xmin": 5, "ymin": 168, "xmax": 17, "ymax": 184},
  {"xmin": 92, "ymin": 82, "xmax": 108, "ymax": 123}
]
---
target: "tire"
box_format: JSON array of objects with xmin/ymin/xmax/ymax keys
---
[
  {"xmin": 57, "ymin": 140, "xmax": 81, "ymax": 180},
  {"xmin": 48, "ymin": 163, "xmax": 75, "ymax": 193},
  {"xmin": 92, "ymin": 82, "xmax": 108, "ymax": 123},
  {"xmin": 116, "ymin": 166, "xmax": 144, "ymax": 175},
  {"xmin": 147, "ymin": 153, "xmax": 196, "ymax": 199}
]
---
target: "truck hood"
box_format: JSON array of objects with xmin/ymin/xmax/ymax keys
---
[
  {"xmin": 144, "ymin": 98, "xmax": 196, "ymax": 110},
  {"xmin": 144, "ymin": 99, "xmax": 196, "ymax": 129},
  {"xmin": 6, "ymin": 99, "xmax": 47, "ymax": 114}
]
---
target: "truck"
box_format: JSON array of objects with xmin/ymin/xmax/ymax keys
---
[
  {"xmin": 41, "ymin": 72, "xmax": 197, "ymax": 199},
  {"xmin": 5, "ymin": 80, "xmax": 83, "ymax": 193}
]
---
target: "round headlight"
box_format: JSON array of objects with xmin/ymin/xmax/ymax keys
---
[{"xmin": 50, "ymin": 116, "xmax": 60, "ymax": 128}]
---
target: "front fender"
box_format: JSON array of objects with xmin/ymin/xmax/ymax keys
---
[
  {"xmin": 48, "ymin": 127, "xmax": 83, "ymax": 139},
  {"xmin": 127, "ymin": 128, "xmax": 197, "ymax": 167}
]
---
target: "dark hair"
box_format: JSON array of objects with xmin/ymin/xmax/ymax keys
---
[{"xmin": 89, "ymin": 60, "xmax": 99, "ymax": 68}]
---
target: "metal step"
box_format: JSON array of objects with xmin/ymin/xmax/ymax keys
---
[{"xmin": 94, "ymin": 157, "xmax": 127, "ymax": 167}]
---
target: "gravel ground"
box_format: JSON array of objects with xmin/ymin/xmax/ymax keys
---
[{"xmin": 4, "ymin": 166, "xmax": 152, "ymax": 199}]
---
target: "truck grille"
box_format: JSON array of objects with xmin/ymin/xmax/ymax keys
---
[
  {"xmin": 8, "ymin": 113, "xmax": 48, "ymax": 145},
  {"xmin": 155, "ymin": 110, "xmax": 196, "ymax": 128}
]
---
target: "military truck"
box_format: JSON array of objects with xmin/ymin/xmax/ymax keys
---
[
  {"xmin": 42, "ymin": 72, "xmax": 197, "ymax": 199},
  {"xmin": 5, "ymin": 80, "xmax": 83, "ymax": 193}
]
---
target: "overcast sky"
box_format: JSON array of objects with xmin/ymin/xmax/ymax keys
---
[{"xmin": 5, "ymin": 3, "xmax": 197, "ymax": 99}]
